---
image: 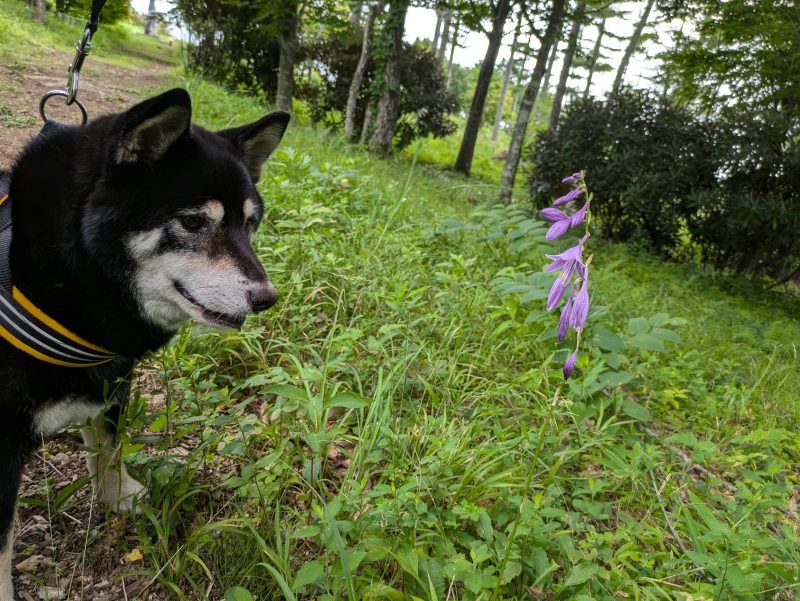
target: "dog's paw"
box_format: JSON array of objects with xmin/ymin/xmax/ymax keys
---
[{"xmin": 100, "ymin": 474, "xmax": 147, "ymax": 514}]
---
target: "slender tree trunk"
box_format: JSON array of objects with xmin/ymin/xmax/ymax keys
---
[
  {"xmin": 36, "ymin": 0, "xmax": 46, "ymax": 23},
  {"xmin": 276, "ymin": 6, "xmax": 299, "ymax": 112},
  {"xmin": 612, "ymin": 0, "xmax": 655, "ymax": 95},
  {"xmin": 360, "ymin": 104, "xmax": 374, "ymax": 145},
  {"xmin": 454, "ymin": 0, "xmax": 512, "ymax": 175},
  {"xmin": 370, "ymin": 0, "xmax": 409, "ymax": 156},
  {"xmin": 583, "ymin": 17, "xmax": 606, "ymax": 99},
  {"xmin": 432, "ymin": 10, "xmax": 443, "ymax": 54},
  {"xmin": 446, "ymin": 18, "xmax": 459, "ymax": 87},
  {"xmin": 437, "ymin": 10, "xmax": 452, "ymax": 65},
  {"xmin": 548, "ymin": 1, "xmax": 586, "ymax": 131},
  {"xmin": 350, "ymin": 2, "xmax": 362, "ymax": 28},
  {"xmin": 499, "ymin": 0, "xmax": 566, "ymax": 202},
  {"xmin": 491, "ymin": 13, "xmax": 521, "ymax": 142},
  {"xmin": 345, "ymin": 4, "xmax": 379, "ymax": 139},
  {"xmin": 540, "ymin": 24, "xmax": 561, "ymax": 99}
]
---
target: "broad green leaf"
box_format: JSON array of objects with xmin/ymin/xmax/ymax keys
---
[
  {"xmin": 324, "ymin": 391, "xmax": 370, "ymax": 411},
  {"xmin": 621, "ymin": 398, "xmax": 653, "ymax": 421},
  {"xmin": 629, "ymin": 334, "xmax": 666, "ymax": 353},
  {"xmin": 224, "ymin": 587, "xmax": 254, "ymax": 601},
  {"xmin": 650, "ymin": 327, "xmax": 682, "ymax": 344},
  {"xmin": 563, "ymin": 562, "xmax": 599, "ymax": 587},
  {"xmin": 594, "ymin": 326, "xmax": 626, "ymax": 353},
  {"xmin": 628, "ymin": 316, "xmax": 650, "ymax": 335},
  {"xmin": 265, "ymin": 384, "xmax": 310, "ymax": 402},
  {"xmin": 292, "ymin": 560, "xmax": 324, "ymax": 591}
]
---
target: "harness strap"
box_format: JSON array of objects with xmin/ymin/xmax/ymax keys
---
[{"xmin": 0, "ymin": 192, "xmax": 117, "ymax": 367}]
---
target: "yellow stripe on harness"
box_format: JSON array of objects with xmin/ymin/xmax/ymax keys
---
[
  {"xmin": 0, "ymin": 195, "xmax": 8, "ymax": 206},
  {"xmin": 12, "ymin": 286, "xmax": 114, "ymax": 355},
  {"xmin": 0, "ymin": 323, "xmax": 112, "ymax": 367}
]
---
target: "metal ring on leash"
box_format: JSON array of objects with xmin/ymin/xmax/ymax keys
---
[{"xmin": 39, "ymin": 90, "xmax": 88, "ymax": 125}]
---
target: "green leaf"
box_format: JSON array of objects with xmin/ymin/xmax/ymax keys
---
[
  {"xmin": 593, "ymin": 326, "xmax": 626, "ymax": 353},
  {"xmin": 265, "ymin": 384, "xmax": 310, "ymax": 402},
  {"xmin": 650, "ymin": 327, "xmax": 682, "ymax": 344},
  {"xmin": 628, "ymin": 316, "xmax": 650, "ymax": 335},
  {"xmin": 648, "ymin": 312, "xmax": 670, "ymax": 327},
  {"xmin": 563, "ymin": 562, "xmax": 599, "ymax": 587},
  {"xmin": 224, "ymin": 587, "xmax": 254, "ymax": 601},
  {"xmin": 292, "ymin": 560, "xmax": 324, "ymax": 591},
  {"xmin": 621, "ymin": 398, "xmax": 653, "ymax": 421},
  {"xmin": 324, "ymin": 391, "xmax": 371, "ymax": 411},
  {"xmin": 628, "ymin": 334, "xmax": 666, "ymax": 353}
]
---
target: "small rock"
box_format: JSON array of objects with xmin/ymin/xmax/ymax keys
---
[
  {"xmin": 16, "ymin": 554, "xmax": 53, "ymax": 573},
  {"xmin": 38, "ymin": 586, "xmax": 66, "ymax": 600}
]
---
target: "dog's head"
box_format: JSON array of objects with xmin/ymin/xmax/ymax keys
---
[{"xmin": 82, "ymin": 88, "xmax": 289, "ymax": 333}]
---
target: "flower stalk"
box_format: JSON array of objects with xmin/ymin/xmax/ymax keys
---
[{"xmin": 541, "ymin": 171, "xmax": 593, "ymax": 380}]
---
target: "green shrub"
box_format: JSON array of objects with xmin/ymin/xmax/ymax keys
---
[{"xmin": 529, "ymin": 90, "xmax": 800, "ymax": 280}]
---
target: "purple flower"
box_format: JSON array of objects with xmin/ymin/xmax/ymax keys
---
[
  {"xmin": 570, "ymin": 270, "xmax": 589, "ymax": 332},
  {"xmin": 546, "ymin": 270, "xmax": 571, "ymax": 311},
  {"xmin": 557, "ymin": 284, "xmax": 576, "ymax": 342},
  {"xmin": 563, "ymin": 350, "xmax": 578, "ymax": 380},
  {"xmin": 561, "ymin": 172, "xmax": 583, "ymax": 184},
  {"xmin": 570, "ymin": 200, "xmax": 590, "ymax": 228},
  {"xmin": 553, "ymin": 188, "xmax": 585, "ymax": 207},
  {"xmin": 546, "ymin": 219, "xmax": 571, "ymax": 241},
  {"xmin": 544, "ymin": 234, "xmax": 588, "ymax": 274},
  {"xmin": 540, "ymin": 207, "xmax": 568, "ymax": 223}
]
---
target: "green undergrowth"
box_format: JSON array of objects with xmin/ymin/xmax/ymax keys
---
[
  {"xmin": 5, "ymin": 6, "xmax": 799, "ymax": 596},
  {"xmin": 109, "ymin": 78, "xmax": 800, "ymax": 599}
]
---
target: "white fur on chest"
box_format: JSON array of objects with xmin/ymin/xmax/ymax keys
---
[{"xmin": 33, "ymin": 398, "xmax": 104, "ymax": 438}]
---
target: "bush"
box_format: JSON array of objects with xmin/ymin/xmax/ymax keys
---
[{"xmin": 529, "ymin": 90, "xmax": 800, "ymax": 280}]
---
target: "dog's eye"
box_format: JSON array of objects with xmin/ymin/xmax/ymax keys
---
[{"xmin": 180, "ymin": 214, "xmax": 205, "ymax": 231}]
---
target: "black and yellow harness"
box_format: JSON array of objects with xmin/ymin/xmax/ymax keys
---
[{"xmin": 0, "ymin": 189, "xmax": 117, "ymax": 367}]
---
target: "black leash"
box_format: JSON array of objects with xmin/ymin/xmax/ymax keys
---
[{"xmin": 39, "ymin": 0, "xmax": 108, "ymax": 125}]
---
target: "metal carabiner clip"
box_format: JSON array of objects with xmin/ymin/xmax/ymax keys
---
[{"xmin": 66, "ymin": 26, "xmax": 93, "ymax": 106}]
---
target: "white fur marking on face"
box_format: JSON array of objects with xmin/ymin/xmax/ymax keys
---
[
  {"xmin": 82, "ymin": 418, "xmax": 146, "ymax": 513},
  {"xmin": 205, "ymin": 199, "xmax": 224, "ymax": 224},
  {"xmin": 34, "ymin": 398, "xmax": 104, "ymax": 438},
  {"xmin": 243, "ymin": 198, "xmax": 258, "ymax": 222},
  {"xmin": 126, "ymin": 228, "xmax": 163, "ymax": 260},
  {"xmin": 0, "ymin": 527, "xmax": 13, "ymax": 601},
  {"xmin": 132, "ymin": 250, "xmax": 255, "ymax": 331}
]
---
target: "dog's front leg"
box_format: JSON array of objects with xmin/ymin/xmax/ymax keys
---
[
  {"xmin": 81, "ymin": 415, "xmax": 145, "ymax": 513},
  {"xmin": 0, "ymin": 439, "xmax": 25, "ymax": 601}
]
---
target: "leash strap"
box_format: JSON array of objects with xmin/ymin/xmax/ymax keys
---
[
  {"xmin": 87, "ymin": 0, "xmax": 108, "ymax": 34},
  {"xmin": 0, "ymin": 189, "xmax": 117, "ymax": 367}
]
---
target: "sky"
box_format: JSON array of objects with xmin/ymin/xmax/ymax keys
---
[{"xmin": 131, "ymin": 0, "xmax": 676, "ymax": 97}]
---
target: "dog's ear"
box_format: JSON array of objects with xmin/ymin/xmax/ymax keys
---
[
  {"xmin": 217, "ymin": 112, "xmax": 290, "ymax": 181},
  {"xmin": 114, "ymin": 88, "xmax": 192, "ymax": 165}
]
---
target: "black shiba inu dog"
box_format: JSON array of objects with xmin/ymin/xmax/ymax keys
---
[{"xmin": 0, "ymin": 88, "xmax": 289, "ymax": 599}]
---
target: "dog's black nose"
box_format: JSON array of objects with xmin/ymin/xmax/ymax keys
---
[{"xmin": 247, "ymin": 283, "xmax": 279, "ymax": 312}]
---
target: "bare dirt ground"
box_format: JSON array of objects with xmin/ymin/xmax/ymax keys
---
[
  {"xmin": 0, "ymin": 45, "xmax": 171, "ymax": 169},
  {"xmin": 2, "ymin": 47, "xmax": 176, "ymax": 601}
]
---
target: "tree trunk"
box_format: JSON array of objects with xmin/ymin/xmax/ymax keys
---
[
  {"xmin": 446, "ymin": 18, "xmax": 459, "ymax": 87},
  {"xmin": 345, "ymin": 4, "xmax": 379, "ymax": 139},
  {"xmin": 548, "ymin": 1, "xmax": 586, "ymax": 131},
  {"xmin": 276, "ymin": 6, "xmax": 299, "ymax": 112},
  {"xmin": 499, "ymin": 0, "xmax": 565, "ymax": 202},
  {"xmin": 350, "ymin": 2, "xmax": 362, "ymax": 28},
  {"xmin": 612, "ymin": 0, "xmax": 655, "ymax": 95},
  {"xmin": 454, "ymin": 0, "xmax": 512, "ymax": 175},
  {"xmin": 369, "ymin": 0, "xmax": 409, "ymax": 156},
  {"xmin": 437, "ymin": 10, "xmax": 452, "ymax": 65},
  {"xmin": 360, "ymin": 104, "xmax": 373, "ymax": 145},
  {"xmin": 491, "ymin": 13, "xmax": 522, "ymax": 142},
  {"xmin": 583, "ymin": 17, "xmax": 606, "ymax": 99},
  {"xmin": 540, "ymin": 24, "xmax": 562, "ymax": 100},
  {"xmin": 36, "ymin": 0, "xmax": 46, "ymax": 23},
  {"xmin": 432, "ymin": 10, "xmax": 443, "ymax": 54}
]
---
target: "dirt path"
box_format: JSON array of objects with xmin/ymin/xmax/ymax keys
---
[
  {"xmin": 2, "ymin": 48, "xmax": 175, "ymax": 600},
  {"xmin": 0, "ymin": 46, "xmax": 172, "ymax": 169}
]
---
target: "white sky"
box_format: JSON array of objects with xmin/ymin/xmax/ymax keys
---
[{"xmin": 132, "ymin": 0, "xmax": 675, "ymax": 97}]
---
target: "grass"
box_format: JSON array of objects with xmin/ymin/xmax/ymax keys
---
[{"xmin": 5, "ymin": 6, "xmax": 800, "ymax": 600}]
